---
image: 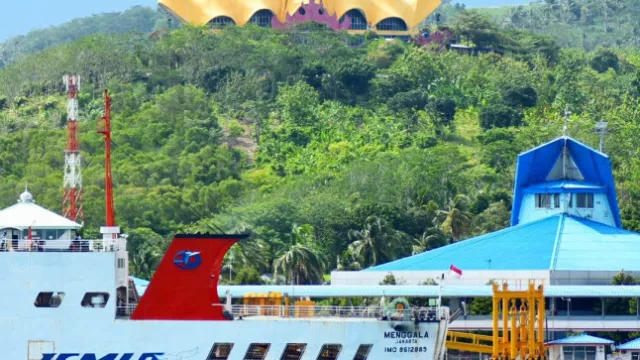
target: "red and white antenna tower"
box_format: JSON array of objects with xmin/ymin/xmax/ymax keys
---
[{"xmin": 62, "ymin": 74, "xmax": 83, "ymax": 222}]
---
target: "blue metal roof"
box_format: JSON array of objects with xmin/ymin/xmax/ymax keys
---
[
  {"xmin": 366, "ymin": 214, "xmax": 640, "ymax": 273},
  {"xmin": 553, "ymin": 216, "xmax": 640, "ymax": 271},
  {"xmin": 511, "ymin": 136, "xmax": 621, "ymax": 228},
  {"xmin": 131, "ymin": 276, "xmax": 149, "ymax": 296},
  {"xmin": 523, "ymin": 180, "xmax": 604, "ymax": 194},
  {"xmin": 617, "ymin": 338, "xmax": 640, "ymax": 350},
  {"xmin": 546, "ymin": 333, "xmax": 613, "ymax": 345},
  {"xmin": 368, "ymin": 215, "xmax": 560, "ymax": 271}
]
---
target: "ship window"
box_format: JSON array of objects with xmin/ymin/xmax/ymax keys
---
[
  {"xmin": 244, "ymin": 343, "xmax": 270, "ymax": 360},
  {"xmin": 317, "ymin": 344, "xmax": 342, "ymax": 360},
  {"xmin": 353, "ymin": 344, "xmax": 373, "ymax": 360},
  {"xmin": 281, "ymin": 344, "xmax": 306, "ymax": 360},
  {"xmin": 576, "ymin": 193, "xmax": 594, "ymax": 208},
  {"xmin": 208, "ymin": 343, "xmax": 234, "ymax": 360},
  {"xmin": 81, "ymin": 292, "xmax": 110, "ymax": 308},
  {"xmin": 34, "ymin": 291, "xmax": 65, "ymax": 308}
]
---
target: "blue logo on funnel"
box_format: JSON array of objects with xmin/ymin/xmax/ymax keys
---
[{"xmin": 173, "ymin": 251, "xmax": 202, "ymax": 270}]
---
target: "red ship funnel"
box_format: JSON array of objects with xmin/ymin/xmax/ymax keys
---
[{"xmin": 131, "ymin": 234, "xmax": 247, "ymax": 321}]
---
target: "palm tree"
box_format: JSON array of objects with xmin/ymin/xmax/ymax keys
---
[
  {"xmin": 348, "ymin": 216, "xmax": 407, "ymax": 267},
  {"xmin": 219, "ymin": 223, "xmax": 271, "ymax": 281},
  {"xmin": 273, "ymin": 224, "xmax": 325, "ymax": 285},
  {"xmin": 131, "ymin": 244, "xmax": 164, "ymax": 279},
  {"xmin": 435, "ymin": 194, "xmax": 472, "ymax": 241},
  {"xmin": 412, "ymin": 227, "xmax": 450, "ymax": 255}
]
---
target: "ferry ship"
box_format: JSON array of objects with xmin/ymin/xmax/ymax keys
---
[{"xmin": 0, "ymin": 224, "xmax": 450, "ymax": 360}]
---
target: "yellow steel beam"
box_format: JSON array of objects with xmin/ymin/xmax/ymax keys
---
[
  {"xmin": 446, "ymin": 331, "xmax": 494, "ymax": 354},
  {"xmin": 446, "ymin": 341, "xmax": 493, "ymax": 354}
]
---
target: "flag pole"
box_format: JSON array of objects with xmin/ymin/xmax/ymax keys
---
[{"xmin": 438, "ymin": 272, "xmax": 444, "ymax": 307}]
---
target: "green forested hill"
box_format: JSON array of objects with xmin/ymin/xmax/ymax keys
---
[
  {"xmin": 459, "ymin": 0, "xmax": 640, "ymax": 50},
  {"xmin": 1, "ymin": 20, "xmax": 640, "ymax": 284},
  {"xmin": 0, "ymin": 6, "xmax": 166, "ymax": 69}
]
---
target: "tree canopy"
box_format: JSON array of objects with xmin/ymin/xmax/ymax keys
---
[{"xmin": 1, "ymin": 10, "xmax": 640, "ymax": 284}]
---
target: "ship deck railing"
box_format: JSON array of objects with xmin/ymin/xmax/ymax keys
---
[
  {"xmin": 230, "ymin": 304, "xmax": 443, "ymax": 321},
  {"xmin": 116, "ymin": 304, "xmax": 447, "ymax": 321},
  {"xmin": 0, "ymin": 238, "xmax": 125, "ymax": 252}
]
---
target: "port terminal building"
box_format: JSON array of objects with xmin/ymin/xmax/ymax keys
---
[
  {"xmin": 329, "ymin": 136, "xmax": 640, "ymax": 333},
  {"xmin": 219, "ymin": 136, "xmax": 640, "ymax": 335}
]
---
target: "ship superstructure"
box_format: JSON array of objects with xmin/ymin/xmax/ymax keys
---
[{"xmin": 1, "ymin": 228, "xmax": 449, "ymax": 360}]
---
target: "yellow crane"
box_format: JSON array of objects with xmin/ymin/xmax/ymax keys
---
[{"xmin": 446, "ymin": 281, "xmax": 547, "ymax": 360}]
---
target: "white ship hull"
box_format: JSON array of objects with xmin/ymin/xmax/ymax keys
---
[
  {"xmin": 7, "ymin": 318, "xmax": 445, "ymax": 359},
  {"xmin": 0, "ymin": 236, "xmax": 449, "ymax": 360}
]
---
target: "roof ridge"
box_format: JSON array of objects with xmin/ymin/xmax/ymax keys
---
[
  {"xmin": 565, "ymin": 214, "xmax": 639, "ymax": 235},
  {"xmin": 549, "ymin": 213, "xmax": 566, "ymax": 272},
  {"xmin": 369, "ymin": 215, "xmax": 562, "ymax": 271}
]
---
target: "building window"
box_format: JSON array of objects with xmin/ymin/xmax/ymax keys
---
[
  {"xmin": 576, "ymin": 193, "xmax": 594, "ymax": 208},
  {"xmin": 535, "ymin": 194, "xmax": 560, "ymax": 209},
  {"xmin": 281, "ymin": 344, "xmax": 306, "ymax": 360},
  {"xmin": 34, "ymin": 292, "xmax": 65, "ymax": 308},
  {"xmin": 339, "ymin": 9, "xmax": 367, "ymax": 30},
  {"xmin": 209, "ymin": 16, "xmax": 235, "ymax": 29},
  {"xmin": 249, "ymin": 10, "xmax": 274, "ymax": 27},
  {"xmin": 117, "ymin": 258, "xmax": 125, "ymax": 268},
  {"xmin": 376, "ymin": 17, "xmax": 408, "ymax": 31},
  {"xmin": 244, "ymin": 344, "xmax": 270, "ymax": 360},
  {"xmin": 536, "ymin": 194, "xmax": 550, "ymax": 208},
  {"xmin": 81, "ymin": 292, "xmax": 110, "ymax": 308},
  {"xmin": 317, "ymin": 344, "xmax": 342, "ymax": 360},
  {"xmin": 208, "ymin": 343, "xmax": 234, "ymax": 360},
  {"xmin": 631, "ymin": 352, "xmax": 640, "ymax": 360},
  {"xmin": 353, "ymin": 345, "xmax": 373, "ymax": 360},
  {"xmin": 563, "ymin": 346, "xmax": 596, "ymax": 360}
]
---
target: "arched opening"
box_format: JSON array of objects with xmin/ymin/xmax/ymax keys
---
[
  {"xmin": 208, "ymin": 16, "xmax": 236, "ymax": 29},
  {"xmin": 249, "ymin": 9, "xmax": 274, "ymax": 27},
  {"xmin": 376, "ymin": 17, "xmax": 408, "ymax": 31},
  {"xmin": 339, "ymin": 9, "xmax": 367, "ymax": 30}
]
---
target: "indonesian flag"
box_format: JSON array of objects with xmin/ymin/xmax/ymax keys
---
[{"xmin": 449, "ymin": 264, "xmax": 463, "ymax": 278}]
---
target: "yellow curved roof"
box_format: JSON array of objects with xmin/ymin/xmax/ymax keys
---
[{"xmin": 159, "ymin": 0, "xmax": 441, "ymax": 30}]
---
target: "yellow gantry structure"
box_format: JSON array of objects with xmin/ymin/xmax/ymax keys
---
[
  {"xmin": 446, "ymin": 281, "xmax": 547, "ymax": 360},
  {"xmin": 158, "ymin": 0, "xmax": 442, "ymax": 35}
]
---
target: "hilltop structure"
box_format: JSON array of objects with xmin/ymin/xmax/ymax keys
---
[
  {"xmin": 332, "ymin": 136, "xmax": 640, "ymax": 286},
  {"xmin": 158, "ymin": 0, "xmax": 441, "ymax": 38}
]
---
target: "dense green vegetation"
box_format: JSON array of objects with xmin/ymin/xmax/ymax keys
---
[
  {"xmin": 435, "ymin": 0, "xmax": 640, "ymax": 50},
  {"xmin": 0, "ymin": 6, "xmax": 168, "ymax": 69},
  {"xmin": 1, "ymin": 10, "xmax": 640, "ymax": 285}
]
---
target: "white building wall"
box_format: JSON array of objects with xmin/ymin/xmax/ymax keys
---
[
  {"xmin": 598, "ymin": 345, "xmax": 608, "ymax": 360},
  {"xmin": 551, "ymin": 270, "xmax": 640, "ymax": 285},
  {"xmin": 332, "ymin": 269, "xmax": 640, "ymax": 286},
  {"xmin": 331, "ymin": 270, "xmax": 551, "ymax": 286},
  {"xmin": 549, "ymin": 344, "xmax": 562, "ymax": 360},
  {"xmin": 518, "ymin": 193, "xmax": 614, "ymax": 227},
  {"xmin": 608, "ymin": 352, "xmax": 633, "ymax": 360}
]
